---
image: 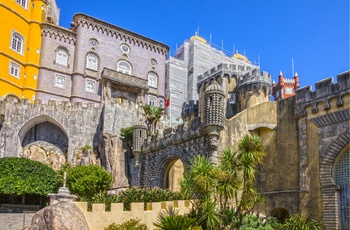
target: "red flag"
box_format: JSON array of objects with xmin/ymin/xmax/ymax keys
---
[{"xmin": 165, "ymin": 96, "xmax": 170, "ymax": 107}]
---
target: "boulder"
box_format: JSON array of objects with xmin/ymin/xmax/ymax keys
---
[{"xmin": 25, "ymin": 201, "xmax": 89, "ymax": 230}]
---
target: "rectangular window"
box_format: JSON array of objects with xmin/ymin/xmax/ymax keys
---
[
  {"xmin": 10, "ymin": 31, "xmax": 24, "ymax": 54},
  {"xmin": 56, "ymin": 49, "xmax": 68, "ymax": 66},
  {"xmin": 16, "ymin": 0, "xmax": 27, "ymax": 8},
  {"xmin": 9, "ymin": 62, "xmax": 20, "ymax": 78}
]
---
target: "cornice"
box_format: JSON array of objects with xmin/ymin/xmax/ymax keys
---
[
  {"xmin": 73, "ymin": 13, "xmax": 169, "ymax": 56},
  {"xmin": 41, "ymin": 23, "xmax": 77, "ymax": 44}
]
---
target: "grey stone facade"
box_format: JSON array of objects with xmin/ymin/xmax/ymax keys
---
[
  {"xmin": 166, "ymin": 36, "xmax": 263, "ymax": 124},
  {"xmin": 37, "ymin": 13, "xmax": 169, "ymax": 107}
]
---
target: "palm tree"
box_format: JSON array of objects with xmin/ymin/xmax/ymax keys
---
[{"xmin": 141, "ymin": 104, "xmax": 164, "ymax": 136}]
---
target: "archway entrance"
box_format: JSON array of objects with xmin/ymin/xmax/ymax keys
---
[
  {"xmin": 336, "ymin": 149, "xmax": 350, "ymax": 229},
  {"xmin": 164, "ymin": 159, "xmax": 184, "ymax": 191}
]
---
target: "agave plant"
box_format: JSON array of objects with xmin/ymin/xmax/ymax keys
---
[
  {"xmin": 282, "ymin": 214, "xmax": 323, "ymax": 230},
  {"xmin": 154, "ymin": 206, "xmax": 197, "ymax": 230}
]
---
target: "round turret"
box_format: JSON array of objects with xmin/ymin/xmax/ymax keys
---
[
  {"xmin": 204, "ymin": 81, "xmax": 225, "ymax": 127},
  {"xmin": 132, "ymin": 121, "xmax": 147, "ymax": 152}
]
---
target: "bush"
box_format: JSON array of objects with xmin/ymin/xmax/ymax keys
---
[
  {"xmin": 120, "ymin": 127, "xmax": 133, "ymax": 147},
  {"xmin": 154, "ymin": 206, "xmax": 198, "ymax": 230},
  {"xmin": 104, "ymin": 219, "xmax": 148, "ymax": 230},
  {"xmin": 282, "ymin": 214, "xmax": 323, "ymax": 230},
  {"xmin": 0, "ymin": 157, "xmax": 59, "ymax": 204},
  {"xmin": 66, "ymin": 165, "xmax": 112, "ymax": 201},
  {"xmin": 91, "ymin": 187, "xmax": 186, "ymax": 211}
]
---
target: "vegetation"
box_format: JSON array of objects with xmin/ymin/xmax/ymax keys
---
[
  {"xmin": 0, "ymin": 157, "xmax": 59, "ymax": 204},
  {"xmin": 154, "ymin": 206, "xmax": 198, "ymax": 230},
  {"xmin": 66, "ymin": 165, "xmax": 113, "ymax": 202},
  {"xmin": 104, "ymin": 219, "xmax": 148, "ymax": 230},
  {"xmin": 180, "ymin": 134, "xmax": 267, "ymax": 229},
  {"xmin": 120, "ymin": 126, "xmax": 133, "ymax": 147},
  {"xmin": 90, "ymin": 187, "xmax": 185, "ymax": 211},
  {"xmin": 141, "ymin": 104, "xmax": 164, "ymax": 136},
  {"xmin": 282, "ymin": 214, "xmax": 323, "ymax": 230}
]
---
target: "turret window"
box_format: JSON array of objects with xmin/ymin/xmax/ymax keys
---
[
  {"xmin": 16, "ymin": 0, "xmax": 27, "ymax": 8},
  {"xmin": 55, "ymin": 48, "xmax": 68, "ymax": 66},
  {"xmin": 9, "ymin": 62, "xmax": 20, "ymax": 78},
  {"xmin": 10, "ymin": 32, "xmax": 24, "ymax": 54}
]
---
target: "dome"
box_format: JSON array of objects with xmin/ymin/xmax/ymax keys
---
[
  {"xmin": 190, "ymin": 35, "xmax": 207, "ymax": 44},
  {"xmin": 205, "ymin": 81, "xmax": 224, "ymax": 94},
  {"xmin": 233, "ymin": 53, "xmax": 249, "ymax": 62}
]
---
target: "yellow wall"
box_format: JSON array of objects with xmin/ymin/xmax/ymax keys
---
[{"xmin": 0, "ymin": 0, "xmax": 47, "ymax": 102}]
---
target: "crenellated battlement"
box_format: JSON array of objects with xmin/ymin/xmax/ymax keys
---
[
  {"xmin": 237, "ymin": 70, "xmax": 272, "ymax": 95},
  {"xmin": 198, "ymin": 63, "xmax": 254, "ymax": 82},
  {"xmin": 75, "ymin": 200, "xmax": 192, "ymax": 230},
  {"xmin": 295, "ymin": 71, "xmax": 349, "ymax": 116},
  {"xmin": 0, "ymin": 99, "xmax": 101, "ymax": 112}
]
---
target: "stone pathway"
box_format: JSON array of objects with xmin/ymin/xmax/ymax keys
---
[{"xmin": 0, "ymin": 213, "xmax": 34, "ymax": 230}]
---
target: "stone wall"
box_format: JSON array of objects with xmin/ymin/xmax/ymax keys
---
[
  {"xmin": 295, "ymin": 71, "xmax": 350, "ymax": 229},
  {"xmin": 75, "ymin": 200, "xmax": 192, "ymax": 230},
  {"xmin": 0, "ymin": 99, "xmax": 102, "ymax": 162}
]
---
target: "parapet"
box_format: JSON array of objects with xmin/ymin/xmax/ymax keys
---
[
  {"xmin": 2, "ymin": 99, "xmax": 102, "ymax": 113},
  {"xmin": 75, "ymin": 200, "xmax": 192, "ymax": 230},
  {"xmin": 237, "ymin": 70, "xmax": 272, "ymax": 96},
  {"xmin": 295, "ymin": 71, "xmax": 349, "ymax": 116}
]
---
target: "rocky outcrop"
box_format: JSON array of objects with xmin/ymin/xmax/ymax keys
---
[
  {"xmin": 99, "ymin": 133, "xmax": 129, "ymax": 189},
  {"xmin": 25, "ymin": 201, "xmax": 89, "ymax": 230},
  {"xmin": 20, "ymin": 141, "xmax": 66, "ymax": 170}
]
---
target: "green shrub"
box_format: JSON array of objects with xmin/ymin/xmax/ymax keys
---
[
  {"xmin": 90, "ymin": 187, "xmax": 186, "ymax": 211},
  {"xmin": 0, "ymin": 157, "xmax": 59, "ymax": 204},
  {"xmin": 104, "ymin": 219, "xmax": 148, "ymax": 230},
  {"xmin": 282, "ymin": 214, "xmax": 323, "ymax": 230},
  {"xmin": 120, "ymin": 127, "xmax": 133, "ymax": 147},
  {"xmin": 66, "ymin": 165, "xmax": 112, "ymax": 201},
  {"xmin": 154, "ymin": 206, "xmax": 197, "ymax": 230}
]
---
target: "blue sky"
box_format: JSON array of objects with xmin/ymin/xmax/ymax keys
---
[{"xmin": 56, "ymin": 0, "xmax": 349, "ymax": 89}]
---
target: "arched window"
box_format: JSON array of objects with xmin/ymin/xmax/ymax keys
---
[
  {"xmin": 16, "ymin": 0, "xmax": 27, "ymax": 8},
  {"xmin": 117, "ymin": 60, "xmax": 132, "ymax": 75},
  {"xmin": 336, "ymin": 150, "xmax": 350, "ymax": 228},
  {"xmin": 86, "ymin": 53, "xmax": 98, "ymax": 71},
  {"xmin": 10, "ymin": 32, "xmax": 24, "ymax": 54},
  {"xmin": 56, "ymin": 48, "xmax": 68, "ymax": 66},
  {"xmin": 55, "ymin": 75, "xmax": 65, "ymax": 88},
  {"xmin": 149, "ymin": 97, "xmax": 155, "ymax": 106},
  {"xmin": 148, "ymin": 72, "xmax": 158, "ymax": 88},
  {"xmin": 9, "ymin": 62, "xmax": 20, "ymax": 78},
  {"xmin": 86, "ymin": 80, "xmax": 95, "ymax": 93}
]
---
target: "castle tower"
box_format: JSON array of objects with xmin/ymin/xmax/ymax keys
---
[
  {"xmin": 0, "ymin": 0, "xmax": 59, "ymax": 103},
  {"xmin": 203, "ymin": 81, "xmax": 225, "ymax": 164},
  {"xmin": 272, "ymin": 71, "xmax": 300, "ymax": 101},
  {"xmin": 237, "ymin": 69, "xmax": 272, "ymax": 111},
  {"xmin": 132, "ymin": 121, "xmax": 148, "ymax": 168}
]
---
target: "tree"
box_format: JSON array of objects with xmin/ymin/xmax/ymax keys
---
[
  {"xmin": 66, "ymin": 165, "xmax": 113, "ymax": 202},
  {"xmin": 180, "ymin": 134, "xmax": 267, "ymax": 229},
  {"xmin": 141, "ymin": 104, "xmax": 164, "ymax": 136},
  {"xmin": 120, "ymin": 126, "xmax": 133, "ymax": 147},
  {"xmin": 0, "ymin": 157, "xmax": 59, "ymax": 204}
]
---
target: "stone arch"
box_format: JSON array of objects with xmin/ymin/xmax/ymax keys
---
[
  {"xmin": 320, "ymin": 130, "xmax": 350, "ymax": 229},
  {"xmin": 270, "ymin": 207, "xmax": 289, "ymax": 222},
  {"xmin": 18, "ymin": 115, "xmax": 69, "ymax": 155},
  {"xmin": 149, "ymin": 146, "xmax": 191, "ymax": 188}
]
